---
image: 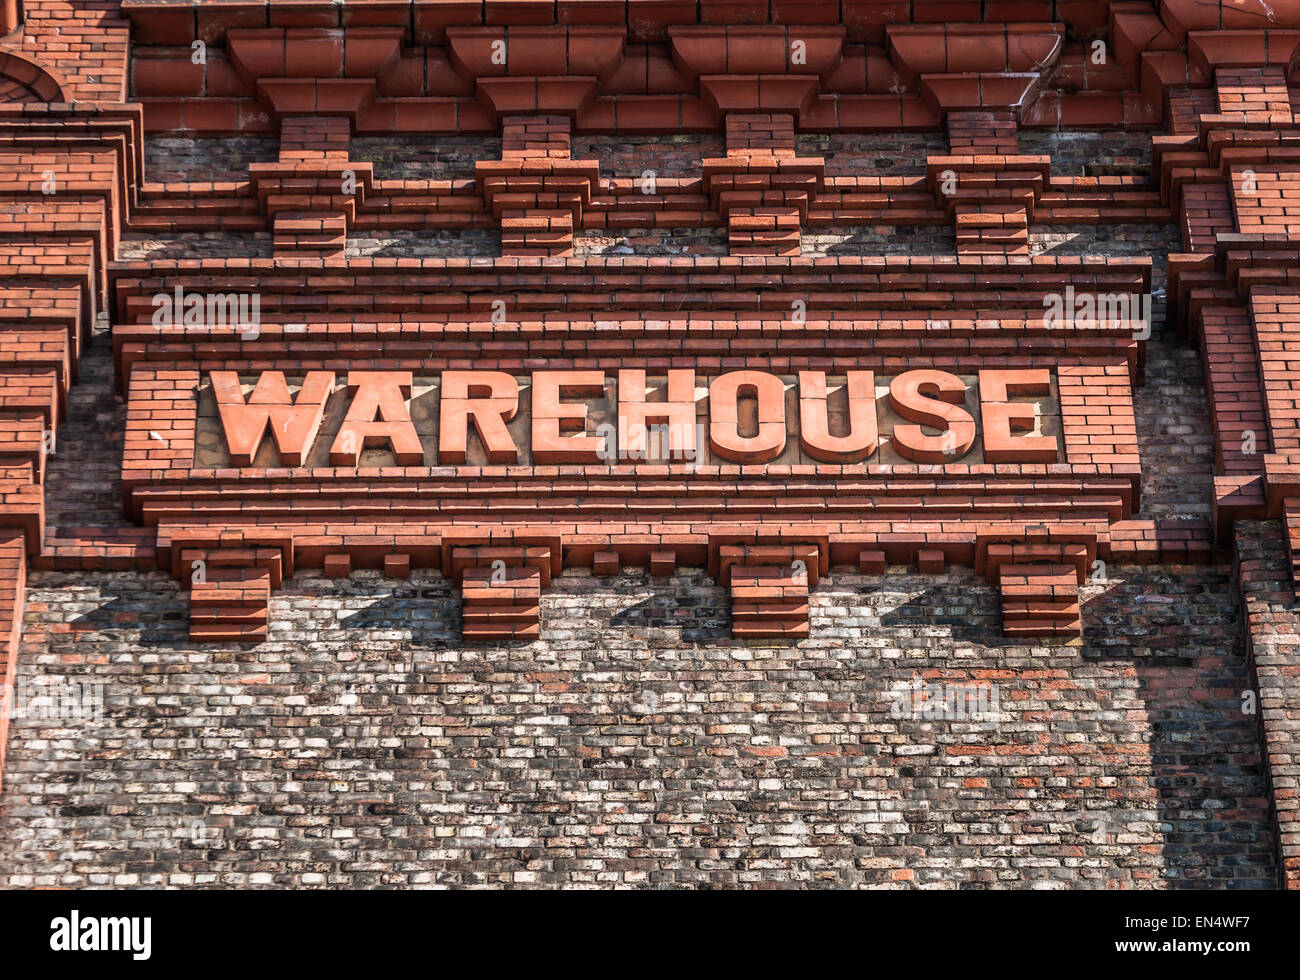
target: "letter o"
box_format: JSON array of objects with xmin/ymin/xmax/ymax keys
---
[{"xmin": 708, "ymin": 371, "xmax": 786, "ymax": 464}]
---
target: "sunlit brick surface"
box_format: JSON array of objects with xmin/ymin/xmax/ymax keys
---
[
  {"xmin": 0, "ymin": 563, "xmax": 1275, "ymax": 889},
  {"xmin": 3, "ymin": 0, "xmax": 1300, "ymax": 888}
]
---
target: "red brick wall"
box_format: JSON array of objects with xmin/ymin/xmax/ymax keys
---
[{"xmin": 0, "ymin": 0, "xmax": 1299, "ymax": 888}]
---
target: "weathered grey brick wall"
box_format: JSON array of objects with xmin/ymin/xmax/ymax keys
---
[
  {"xmin": 352, "ymin": 135, "xmax": 499, "ymax": 180},
  {"xmin": 571, "ymin": 227, "xmax": 728, "ymax": 256},
  {"xmin": 797, "ymin": 132, "xmax": 947, "ymax": 176},
  {"xmin": 0, "ymin": 559, "xmax": 1275, "ymax": 889},
  {"xmin": 801, "ymin": 226, "xmax": 955, "ymax": 256},
  {"xmin": 1018, "ymin": 131, "xmax": 1153, "ymax": 176},
  {"xmin": 571, "ymin": 134, "xmax": 725, "ymax": 177},
  {"xmin": 144, "ymin": 136, "xmax": 278, "ymax": 183},
  {"xmin": 346, "ymin": 229, "xmax": 501, "ymax": 258}
]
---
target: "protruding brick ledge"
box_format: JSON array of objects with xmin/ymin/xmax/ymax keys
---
[
  {"xmin": 977, "ymin": 531, "xmax": 1094, "ymax": 640},
  {"xmin": 189, "ymin": 565, "xmax": 272, "ymax": 643},
  {"xmin": 249, "ymin": 115, "xmax": 372, "ymax": 263},
  {"xmin": 181, "ymin": 546, "xmax": 284, "ymax": 642},
  {"xmin": 928, "ymin": 111, "xmax": 1050, "ymax": 258},
  {"xmin": 476, "ymin": 115, "xmax": 599, "ymax": 257},
  {"xmin": 156, "ymin": 530, "xmax": 293, "ymax": 643},
  {"xmin": 995, "ymin": 562, "xmax": 1083, "ymax": 638},
  {"xmin": 718, "ymin": 543, "xmax": 820, "ymax": 639},
  {"xmin": 449, "ymin": 545, "xmax": 553, "ymax": 641},
  {"xmin": 702, "ymin": 113, "xmax": 824, "ymax": 256}
]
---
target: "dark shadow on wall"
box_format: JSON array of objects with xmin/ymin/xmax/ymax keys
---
[
  {"xmin": 841, "ymin": 569, "xmax": 1276, "ymax": 888},
  {"xmin": 606, "ymin": 586, "xmax": 731, "ymax": 641},
  {"xmin": 336, "ymin": 585, "xmax": 460, "ymax": 644},
  {"xmin": 875, "ymin": 583, "xmax": 1014, "ymax": 646},
  {"xmin": 1082, "ymin": 570, "xmax": 1277, "ymax": 888},
  {"xmin": 60, "ymin": 574, "xmax": 466, "ymax": 648},
  {"xmin": 353, "ymin": 230, "xmax": 501, "ymax": 259},
  {"xmin": 66, "ymin": 582, "xmax": 190, "ymax": 647},
  {"xmin": 814, "ymin": 227, "xmax": 958, "ymax": 256},
  {"xmin": 323, "ymin": 576, "xmax": 464, "ymax": 649}
]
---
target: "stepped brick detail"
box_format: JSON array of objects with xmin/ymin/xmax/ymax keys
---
[
  {"xmin": 450, "ymin": 545, "xmax": 552, "ymax": 641},
  {"xmin": 188, "ymin": 565, "xmax": 272, "ymax": 642},
  {"xmin": 180, "ymin": 545, "xmax": 284, "ymax": 642},
  {"xmin": 252, "ymin": 116, "xmax": 366, "ymax": 262},
  {"xmin": 476, "ymin": 116, "xmax": 599, "ymax": 256},
  {"xmin": 978, "ymin": 535, "xmax": 1093, "ymax": 639},
  {"xmin": 930, "ymin": 111, "xmax": 1047, "ymax": 256},
  {"xmin": 995, "ymin": 563, "xmax": 1082, "ymax": 638},
  {"xmin": 703, "ymin": 113, "xmax": 824, "ymax": 255},
  {"xmin": 718, "ymin": 543, "xmax": 820, "ymax": 638}
]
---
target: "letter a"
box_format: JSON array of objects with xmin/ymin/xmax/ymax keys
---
[{"xmin": 330, "ymin": 371, "xmax": 424, "ymax": 465}]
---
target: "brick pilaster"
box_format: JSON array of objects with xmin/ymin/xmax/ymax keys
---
[
  {"xmin": 0, "ymin": 529, "xmax": 24, "ymax": 793},
  {"xmin": 1235, "ymin": 521, "xmax": 1300, "ymax": 888}
]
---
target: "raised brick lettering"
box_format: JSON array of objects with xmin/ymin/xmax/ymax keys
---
[
  {"xmin": 330, "ymin": 371, "xmax": 424, "ymax": 466},
  {"xmin": 888, "ymin": 370, "xmax": 976, "ymax": 463},
  {"xmin": 797, "ymin": 370, "xmax": 879, "ymax": 462},
  {"xmin": 617, "ymin": 369, "xmax": 697, "ymax": 462},
  {"xmin": 979, "ymin": 369, "xmax": 1059, "ymax": 464},
  {"xmin": 709, "ymin": 370, "xmax": 786, "ymax": 464},
  {"xmin": 212, "ymin": 370, "xmax": 334, "ymax": 467},
  {"xmin": 531, "ymin": 370, "xmax": 606, "ymax": 464},
  {"xmin": 438, "ymin": 370, "xmax": 520, "ymax": 464}
]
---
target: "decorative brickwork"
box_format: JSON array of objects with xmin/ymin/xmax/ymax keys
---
[{"xmin": 1, "ymin": 0, "xmax": 1300, "ymax": 889}]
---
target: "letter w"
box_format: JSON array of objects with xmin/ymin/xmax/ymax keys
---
[{"xmin": 212, "ymin": 370, "xmax": 334, "ymax": 466}]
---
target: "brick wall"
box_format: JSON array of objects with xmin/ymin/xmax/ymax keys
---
[
  {"xmin": 0, "ymin": 559, "xmax": 1274, "ymax": 889},
  {"xmin": 570, "ymin": 227, "xmax": 728, "ymax": 256},
  {"xmin": 346, "ymin": 229, "xmax": 501, "ymax": 258},
  {"xmin": 144, "ymin": 137, "xmax": 279, "ymax": 184},
  {"xmin": 797, "ymin": 133, "xmax": 946, "ymax": 177},
  {"xmin": 120, "ymin": 232, "xmax": 275, "ymax": 261},
  {"xmin": 6, "ymin": 0, "xmax": 1300, "ymax": 891},
  {"xmin": 571, "ymin": 134, "xmax": 724, "ymax": 178},
  {"xmin": 1234, "ymin": 521, "xmax": 1300, "ymax": 888},
  {"xmin": 352, "ymin": 136, "xmax": 499, "ymax": 180},
  {"xmin": 40, "ymin": 327, "xmax": 128, "ymax": 533},
  {"xmin": 0, "ymin": 297, "xmax": 1274, "ymax": 888},
  {"xmin": 1017, "ymin": 132, "xmax": 1153, "ymax": 177},
  {"xmin": 802, "ymin": 226, "xmax": 955, "ymax": 256}
]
